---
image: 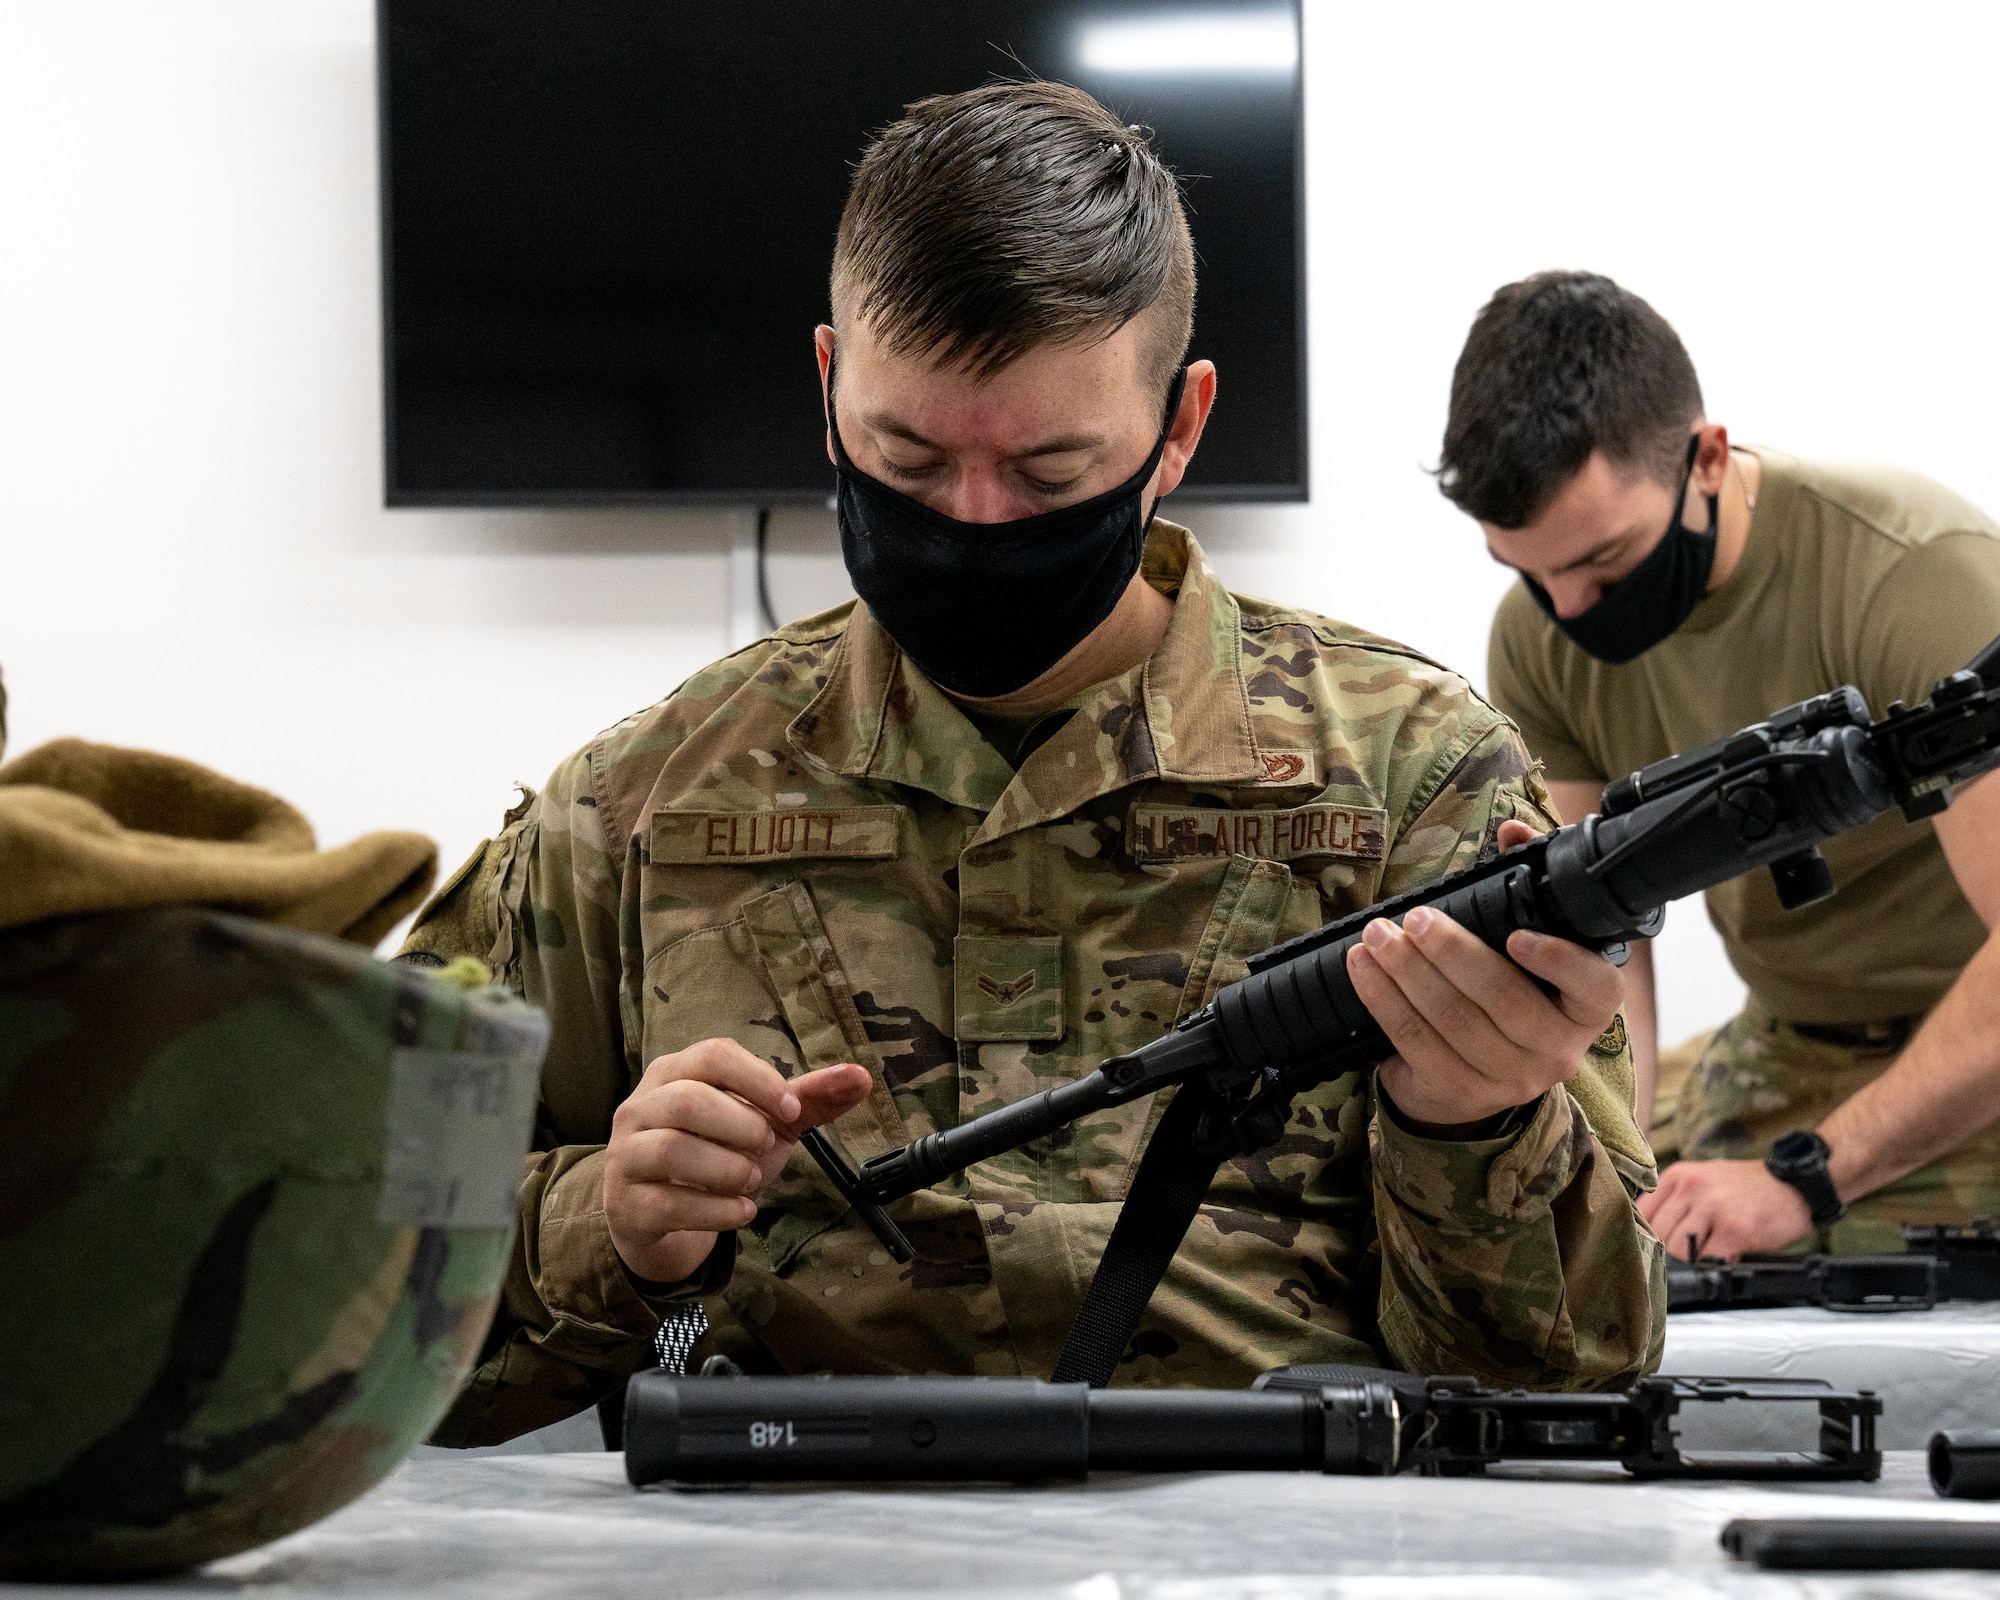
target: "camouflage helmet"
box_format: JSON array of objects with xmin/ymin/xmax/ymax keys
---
[{"xmin": 0, "ymin": 905, "xmax": 549, "ymax": 1578}]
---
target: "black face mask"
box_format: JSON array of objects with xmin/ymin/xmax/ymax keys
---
[
  {"xmin": 1525, "ymin": 434, "xmax": 1718, "ymax": 665},
  {"xmin": 829, "ymin": 365, "xmax": 1188, "ymax": 699}
]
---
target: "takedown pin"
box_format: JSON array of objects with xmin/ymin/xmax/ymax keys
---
[{"xmin": 800, "ymin": 1128, "xmax": 916, "ymax": 1262}]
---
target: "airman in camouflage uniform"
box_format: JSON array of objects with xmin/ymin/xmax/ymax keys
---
[
  {"xmin": 406, "ymin": 520, "xmax": 1665, "ymax": 1446},
  {"xmin": 406, "ymin": 80, "xmax": 1663, "ymax": 1444},
  {"xmin": 1452, "ymin": 271, "xmax": 2000, "ymax": 1259}
]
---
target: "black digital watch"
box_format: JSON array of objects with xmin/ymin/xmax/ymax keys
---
[{"xmin": 1765, "ymin": 1130, "xmax": 1845, "ymax": 1226}]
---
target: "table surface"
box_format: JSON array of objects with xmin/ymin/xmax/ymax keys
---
[
  {"xmin": 1661, "ymin": 1302, "xmax": 2000, "ymax": 1451},
  {"xmin": 424, "ymin": 1304, "xmax": 2000, "ymax": 1462},
  {"xmin": 21, "ymin": 1450, "xmax": 2000, "ymax": 1600}
]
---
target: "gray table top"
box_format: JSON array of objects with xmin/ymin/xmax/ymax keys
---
[{"xmin": 21, "ymin": 1450, "xmax": 2000, "ymax": 1600}]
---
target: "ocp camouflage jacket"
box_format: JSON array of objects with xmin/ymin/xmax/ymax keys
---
[{"xmin": 406, "ymin": 524, "xmax": 1665, "ymax": 1446}]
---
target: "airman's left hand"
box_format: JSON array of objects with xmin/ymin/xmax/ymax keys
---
[
  {"xmin": 1347, "ymin": 818, "xmax": 1625, "ymax": 1136},
  {"xmin": 1637, "ymin": 1158, "xmax": 1813, "ymax": 1261}
]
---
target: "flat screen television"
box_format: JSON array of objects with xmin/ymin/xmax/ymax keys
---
[{"xmin": 379, "ymin": 1, "xmax": 1305, "ymax": 506}]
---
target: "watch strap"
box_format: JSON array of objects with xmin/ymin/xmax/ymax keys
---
[{"xmin": 1766, "ymin": 1132, "xmax": 1845, "ymax": 1227}]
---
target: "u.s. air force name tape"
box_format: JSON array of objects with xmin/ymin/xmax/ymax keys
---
[{"xmin": 1126, "ymin": 802, "xmax": 1388, "ymax": 865}]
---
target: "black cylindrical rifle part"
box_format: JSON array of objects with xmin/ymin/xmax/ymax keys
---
[
  {"xmin": 1724, "ymin": 1518, "xmax": 2000, "ymax": 1572},
  {"xmin": 795, "ymin": 1129, "xmax": 914, "ymax": 1263},
  {"xmin": 853, "ymin": 1068, "xmax": 1138, "ymax": 1201},
  {"xmin": 1931, "ymin": 1429, "xmax": 2000, "ymax": 1499},
  {"xmin": 622, "ymin": 1373, "xmax": 1395, "ymax": 1485}
]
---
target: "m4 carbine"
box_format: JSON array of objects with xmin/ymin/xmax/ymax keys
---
[
  {"xmin": 1668, "ymin": 1219, "xmax": 2000, "ymax": 1312},
  {"xmin": 623, "ymin": 1366, "xmax": 1881, "ymax": 1486},
  {"xmin": 803, "ymin": 634, "xmax": 2000, "ymax": 1385}
]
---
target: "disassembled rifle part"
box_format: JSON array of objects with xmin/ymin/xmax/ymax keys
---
[{"xmin": 624, "ymin": 1366, "xmax": 1880, "ymax": 1487}]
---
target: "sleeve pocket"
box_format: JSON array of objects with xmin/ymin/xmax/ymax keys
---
[
  {"xmin": 643, "ymin": 880, "xmax": 914, "ymax": 1167},
  {"xmin": 488, "ymin": 815, "xmax": 541, "ymax": 995}
]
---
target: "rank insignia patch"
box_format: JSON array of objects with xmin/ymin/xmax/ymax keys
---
[
  {"xmin": 955, "ymin": 934, "xmax": 1063, "ymax": 1041},
  {"xmin": 976, "ymin": 970, "xmax": 1038, "ymax": 1008}
]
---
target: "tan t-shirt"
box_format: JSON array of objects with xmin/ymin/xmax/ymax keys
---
[{"xmin": 1489, "ymin": 447, "xmax": 2000, "ymax": 1024}]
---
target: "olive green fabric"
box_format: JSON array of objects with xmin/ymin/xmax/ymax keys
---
[
  {"xmin": 409, "ymin": 522, "xmax": 1664, "ymax": 1447},
  {"xmin": 1673, "ymin": 998, "xmax": 2000, "ymax": 1254},
  {"xmin": 0, "ymin": 738, "xmax": 437, "ymax": 947},
  {"xmin": 1490, "ymin": 447, "xmax": 2000, "ymax": 1026},
  {"xmin": 0, "ymin": 906, "xmax": 549, "ymax": 1579}
]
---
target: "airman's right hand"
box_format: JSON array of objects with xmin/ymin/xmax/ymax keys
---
[{"xmin": 603, "ymin": 1038, "xmax": 873, "ymax": 1286}]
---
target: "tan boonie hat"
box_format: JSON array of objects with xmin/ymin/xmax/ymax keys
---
[{"xmin": 0, "ymin": 736, "xmax": 436, "ymax": 947}]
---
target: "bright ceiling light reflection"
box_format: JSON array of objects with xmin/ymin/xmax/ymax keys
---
[{"xmin": 1077, "ymin": 9, "xmax": 1297, "ymax": 75}]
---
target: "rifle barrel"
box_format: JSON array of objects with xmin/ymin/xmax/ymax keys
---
[{"xmin": 855, "ymin": 1067, "xmax": 1126, "ymax": 1204}]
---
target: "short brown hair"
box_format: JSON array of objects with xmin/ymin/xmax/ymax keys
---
[
  {"xmin": 831, "ymin": 81, "xmax": 1195, "ymax": 396},
  {"xmin": 1436, "ymin": 271, "xmax": 1704, "ymax": 529}
]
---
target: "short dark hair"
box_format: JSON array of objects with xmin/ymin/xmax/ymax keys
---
[
  {"xmin": 1435, "ymin": 271, "xmax": 1704, "ymax": 528},
  {"xmin": 831, "ymin": 81, "xmax": 1195, "ymax": 394}
]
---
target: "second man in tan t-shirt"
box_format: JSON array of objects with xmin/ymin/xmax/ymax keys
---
[{"xmin": 1437, "ymin": 269, "xmax": 2000, "ymax": 1258}]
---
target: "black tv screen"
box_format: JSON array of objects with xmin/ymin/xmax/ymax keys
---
[{"xmin": 379, "ymin": 2, "xmax": 1305, "ymax": 505}]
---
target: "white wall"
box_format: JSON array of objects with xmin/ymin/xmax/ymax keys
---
[{"xmin": 5, "ymin": 0, "xmax": 1998, "ymax": 1048}]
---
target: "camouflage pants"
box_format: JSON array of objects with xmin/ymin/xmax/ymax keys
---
[{"xmin": 1674, "ymin": 999, "xmax": 2000, "ymax": 1254}]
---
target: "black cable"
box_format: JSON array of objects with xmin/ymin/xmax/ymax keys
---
[{"xmin": 754, "ymin": 507, "xmax": 778, "ymax": 634}]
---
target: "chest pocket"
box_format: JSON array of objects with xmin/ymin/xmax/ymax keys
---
[
  {"xmin": 644, "ymin": 879, "xmax": 917, "ymax": 1163},
  {"xmin": 1175, "ymin": 856, "xmax": 1323, "ymax": 1016},
  {"xmin": 640, "ymin": 880, "xmax": 918, "ymax": 1284},
  {"xmin": 1184, "ymin": 857, "xmax": 1370, "ymax": 1218},
  {"xmin": 1109, "ymin": 856, "xmax": 1323, "ymax": 1192}
]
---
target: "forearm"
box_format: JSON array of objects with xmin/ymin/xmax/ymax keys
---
[
  {"xmin": 1819, "ymin": 929, "xmax": 2000, "ymax": 1200},
  {"xmin": 1370, "ymin": 1085, "xmax": 1664, "ymax": 1391},
  {"xmin": 420, "ymin": 754, "xmax": 692, "ymax": 1444},
  {"xmin": 432, "ymin": 1144, "xmax": 734, "ymax": 1447}
]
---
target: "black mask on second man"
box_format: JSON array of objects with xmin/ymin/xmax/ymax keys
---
[
  {"xmin": 829, "ymin": 364, "xmax": 1188, "ymax": 699},
  {"xmin": 1524, "ymin": 434, "xmax": 1718, "ymax": 666}
]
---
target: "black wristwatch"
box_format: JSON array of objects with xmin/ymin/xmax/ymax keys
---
[{"xmin": 1765, "ymin": 1130, "xmax": 1846, "ymax": 1226}]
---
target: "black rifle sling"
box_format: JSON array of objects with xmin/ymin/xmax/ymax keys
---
[{"xmin": 1050, "ymin": 1081, "xmax": 1226, "ymax": 1387}]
